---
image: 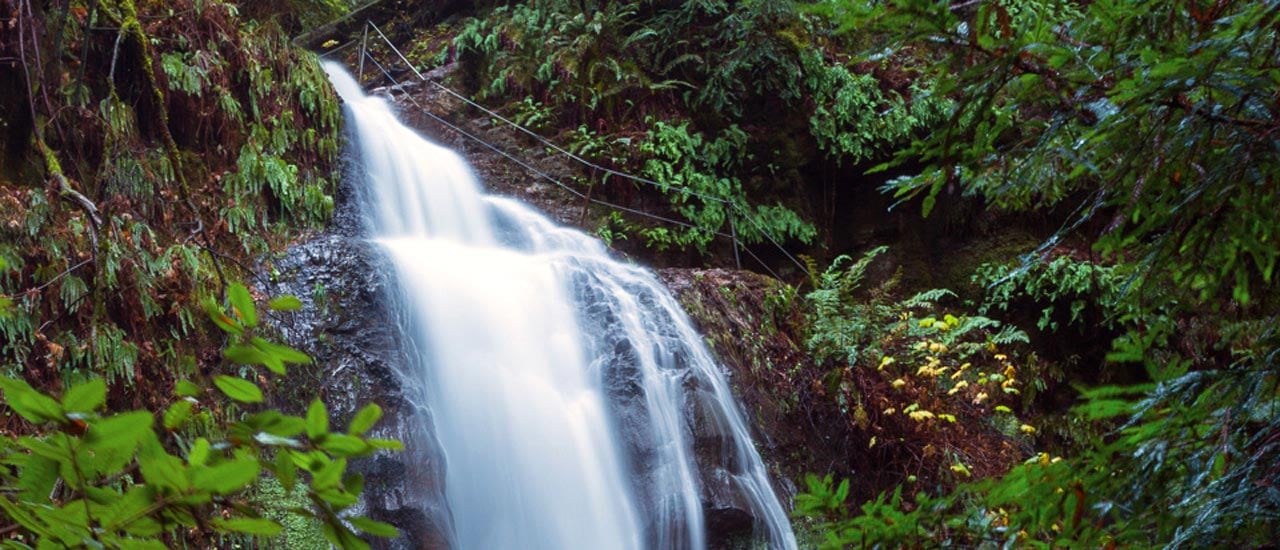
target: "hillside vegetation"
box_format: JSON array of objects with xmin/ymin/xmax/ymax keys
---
[{"xmin": 0, "ymin": 0, "xmax": 1276, "ymax": 547}]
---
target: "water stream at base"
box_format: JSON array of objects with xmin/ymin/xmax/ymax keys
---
[{"xmin": 325, "ymin": 63, "xmax": 797, "ymax": 550}]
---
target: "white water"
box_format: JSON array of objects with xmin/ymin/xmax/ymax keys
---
[{"xmin": 326, "ymin": 63, "xmax": 797, "ymax": 550}]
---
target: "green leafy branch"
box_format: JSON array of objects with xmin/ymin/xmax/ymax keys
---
[{"xmin": 0, "ymin": 283, "xmax": 401, "ymax": 549}]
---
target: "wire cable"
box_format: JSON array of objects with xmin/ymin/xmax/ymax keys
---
[{"xmin": 359, "ymin": 24, "xmax": 813, "ymax": 278}]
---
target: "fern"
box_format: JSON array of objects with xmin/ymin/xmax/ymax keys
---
[
  {"xmin": 803, "ymin": 247, "xmax": 891, "ymax": 365},
  {"xmin": 974, "ymin": 256, "xmax": 1133, "ymax": 332},
  {"xmin": 637, "ymin": 120, "xmax": 815, "ymax": 251},
  {"xmin": 900, "ymin": 288, "xmax": 956, "ymax": 310},
  {"xmin": 801, "ymin": 49, "xmax": 950, "ymax": 164}
]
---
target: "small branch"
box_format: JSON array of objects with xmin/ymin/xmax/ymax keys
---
[
  {"xmin": 181, "ymin": 201, "xmax": 228, "ymax": 295},
  {"xmin": 107, "ymin": 24, "xmax": 125, "ymax": 86},
  {"xmin": 17, "ymin": 5, "xmax": 103, "ymax": 251},
  {"xmin": 948, "ymin": 0, "xmax": 984, "ymax": 11},
  {"xmin": 2, "ymin": 259, "xmax": 94, "ymax": 302},
  {"xmin": 35, "ymin": 137, "xmax": 103, "ymax": 243}
]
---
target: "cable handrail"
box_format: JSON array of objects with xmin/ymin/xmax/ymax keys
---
[
  {"xmin": 365, "ymin": 21, "xmax": 735, "ymax": 208},
  {"xmin": 352, "ymin": 21, "xmax": 812, "ymax": 279},
  {"xmin": 363, "ymin": 53, "xmax": 734, "ymax": 239}
]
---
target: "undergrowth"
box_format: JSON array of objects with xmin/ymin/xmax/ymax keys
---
[
  {"xmin": 0, "ymin": 0, "xmax": 341, "ymax": 409},
  {"xmin": 434, "ymin": 0, "xmax": 937, "ymax": 255}
]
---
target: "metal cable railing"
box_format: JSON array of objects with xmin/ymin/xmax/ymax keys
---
[{"xmin": 342, "ymin": 21, "xmax": 812, "ymax": 279}]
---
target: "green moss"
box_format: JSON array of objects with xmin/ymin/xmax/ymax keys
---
[{"xmin": 254, "ymin": 476, "xmax": 328, "ymax": 549}]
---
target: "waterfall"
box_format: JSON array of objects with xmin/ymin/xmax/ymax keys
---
[{"xmin": 324, "ymin": 63, "xmax": 797, "ymax": 550}]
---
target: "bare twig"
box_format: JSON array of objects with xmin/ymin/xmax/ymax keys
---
[{"xmin": 17, "ymin": 0, "xmax": 103, "ymax": 250}]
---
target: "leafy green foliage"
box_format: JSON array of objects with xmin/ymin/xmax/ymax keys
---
[
  {"xmin": 1, "ymin": 0, "xmax": 341, "ymax": 441},
  {"xmin": 974, "ymin": 256, "xmax": 1134, "ymax": 332},
  {"xmin": 800, "ymin": 1, "xmax": 1280, "ymax": 546},
  {"xmin": 799, "ymin": 354, "xmax": 1280, "ymax": 548},
  {"xmin": 800, "ymin": 49, "xmax": 949, "ymax": 164},
  {"xmin": 795, "ymin": 248, "xmax": 1039, "ymax": 496},
  {"xmin": 441, "ymin": 0, "xmax": 958, "ymax": 255},
  {"xmin": 637, "ymin": 120, "xmax": 815, "ymax": 251},
  {"xmin": 796, "ymin": 456, "xmax": 1097, "ymax": 549},
  {"xmin": 0, "ymin": 285, "xmax": 400, "ymax": 548},
  {"xmin": 858, "ymin": 0, "xmax": 1278, "ymax": 305},
  {"xmin": 453, "ymin": 1, "xmax": 673, "ymax": 125},
  {"xmin": 803, "ymin": 247, "xmax": 894, "ymax": 366},
  {"xmin": 803, "ymin": 247, "xmax": 1025, "ymax": 367},
  {"xmin": 241, "ymin": 0, "xmax": 358, "ymax": 33}
]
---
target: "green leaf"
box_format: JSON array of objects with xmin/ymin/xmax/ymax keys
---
[
  {"xmin": 191, "ymin": 454, "xmax": 259, "ymax": 495},
  {"xmin": 343, "ymin": 472, "xmax": 365, "ymax": 495},
  {"xmin": 348, "ymin": 403, "xmax": 382, "ymax": 436},
  {"xmin": 268, "ymin": 295, "xmax": 303, "ymax": 311},
  {"xmin": 315, "ymin": 486, "xmax": 360, "ymax": 508},
  {"xmin": 307, "ymin": 399, "xmax": 329, "ymax": 440},
  {"xmin": 61, "ymin": 378, "xmax": 106, "ymax": 413},
  {"xmin": 275, "ymin": 450, "xmax": 298, "ymax": 492},
  {"xmin": 0, "ymin": 377, "xmax": 66, "ymax": 423},
  {"xmin": 1073, "ymin": 398, "xmax": 1136, "ymax": 421},
  {"xmin": 322, "ymin": 519, "xmax": 371, "ymax": 550},
  {"xmin": 163, "ymin": 399, "xmax": 195, "ymax": 430},
  {"xmin": 228, "ymin": 283, "xmax": 258, "ymax": 328},
  {"xmin": 139, "ymin": 438, "xmax": 191, "ymax": 494},
  {"xmin": 243, "ymin": 410, "xmax": 306, "ymax": 437},
  {"xmin": 84, "ymin": 411, "xmax": 154, "ymax": 470},
  {"xmin": 367, "ymin": 438, "xmax": 404, "ymax": 451},
  {"xmin": 350, "ymin": 516, "xmax": 401, "ymax": 538},
  {"xmin": 203, "ymin": 297, "xmax": 243, "ymax": 336},
  {"xmin": 0, "ymin": 498, "xmax": 54, "ymax": 540},
  {"xmin": 214, "ymin": 375, "xmax": 263, "ymax": 403},
  {"xmin": 109, "ymin": 487, "xmax": 164, "ymax": 536},
  {"xmin": 117, "ymin": 539, "xmax": 169, "ymax": 550},
  {"xmin": 224, "ymin": 343, "xmax": 276, "ymax": 372},
  {"xmin": 188, "ymin": 437, "xmax": 211, "ymax": 467},
  {"xmin": 921, "ymin": 194, "xmax": 936, "ymax": 218},
  {"xmin": 175, "ymin": 380, "xmax": 201, "ymax": 398},
  {"xmin": 312, "ymin": 457, "xmax": 346, "ymax": 490},
  {"xmin": 84, "ymin": 409, "xmax": 152, "ymax": 452},
  {"xmin": 319, "ymin": 434, "xmax": 371, "ymax": 458},
  {"xmin": 212, "ymin": 517, "xmax": 283, "ymax": 536},
  {"xmin": 18, "ymin": 454, "xmax": 60, "ymax": 502},
  {"xmin": 252, "ymin": 337, "xmax": 311, "ymax": 366}
]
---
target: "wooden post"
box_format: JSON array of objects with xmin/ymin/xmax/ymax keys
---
[
  {"xmin": 358, "ymin": 24, "xmax": 369, "ymax": 82},
  {"xmin": 729, "ymin": 209, "xmax": 741, "ymax": 270}
]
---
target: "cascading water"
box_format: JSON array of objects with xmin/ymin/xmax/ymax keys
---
[{"xmin": 324, "ymin": 63, "xmax": 797, "ymax": 549}]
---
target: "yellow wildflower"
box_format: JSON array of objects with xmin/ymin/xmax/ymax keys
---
[{"xmin": 908, "ymin": 410, "xmax": 935, "ymax": 421}]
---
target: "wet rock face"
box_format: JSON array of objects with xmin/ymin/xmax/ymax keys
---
[
  {"xmin": 266, "ymin": 162, "xmax": 452, "ymax": 549},
  {"xmin": 657, "ymin": 268, "xmax": 812, "ymax": 499}
]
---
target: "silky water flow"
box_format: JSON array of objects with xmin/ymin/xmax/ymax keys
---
[{"xmin": 325, "ymin": 63, "xmax": 797, "ymax": 550}]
